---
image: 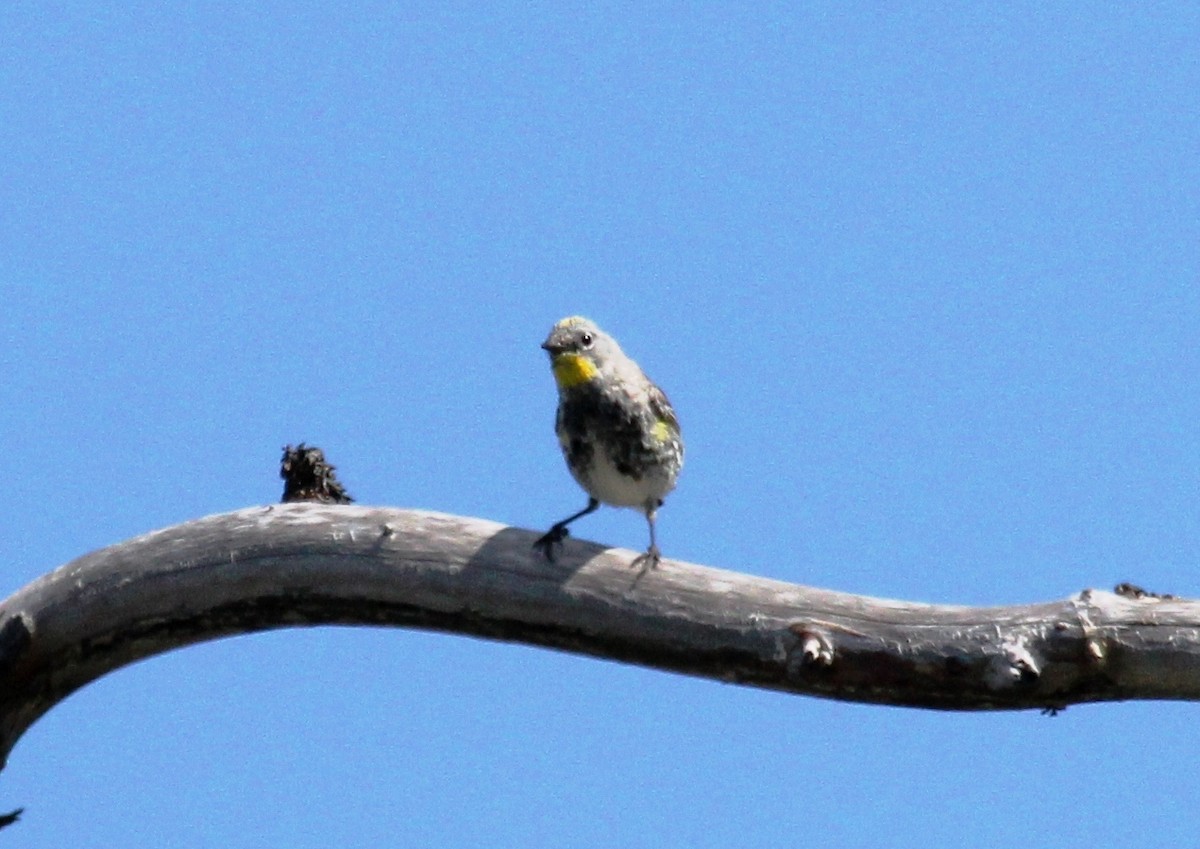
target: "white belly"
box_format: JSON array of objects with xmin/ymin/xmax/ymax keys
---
[{"xmin": 574, "ymin": 451, "xmax": 674, "ymax": 509}]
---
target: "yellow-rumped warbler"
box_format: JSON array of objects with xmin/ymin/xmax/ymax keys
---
[{"xmin": 534, "ymin": 316, "xmax": 684, "ymax": 567}]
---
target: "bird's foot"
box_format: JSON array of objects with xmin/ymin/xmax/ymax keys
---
[
  {"xmin": 533, "ymin": 524, "xmax": 570, "ymax": 561},
  {"xmin": 630, "ymin": 545, "xmax": 661, "ymax": 571}
]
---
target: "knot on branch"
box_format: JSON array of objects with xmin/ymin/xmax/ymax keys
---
[
  {"xmin": 986, "ymin": 637, "xmax": 1041, "ymax": 690},
  {"xmin": 787, "ymin": 624, "xmax": 835, "ymax": 672},
  {"xmin": 1070, "ymin": 590, "xmax": 1111, "ymax": 668}
]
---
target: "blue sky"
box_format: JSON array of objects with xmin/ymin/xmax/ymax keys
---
[{"xmin": 2, "ymin": 3, "xmax": 1199, "ymax": 846}]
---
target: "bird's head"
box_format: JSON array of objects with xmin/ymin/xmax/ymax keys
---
[{"xmin": 541, "ymin": 316, "xmax": 621, "ymax": 390}]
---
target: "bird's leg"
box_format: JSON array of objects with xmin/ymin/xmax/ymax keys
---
[
  {"xmin": 631, "ymin": 499, "xmax": 664, "ymax": 570},
  {"xmin": 533, "ymin": 498, "xmax": 600, "ymax": 561}
]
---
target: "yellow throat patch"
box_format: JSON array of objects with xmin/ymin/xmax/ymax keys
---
[{"xmin": 551, "ymin": 353, "xmax": 598, "ymax": 389}]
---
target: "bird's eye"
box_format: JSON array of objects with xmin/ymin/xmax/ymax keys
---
[{"xmin": 580, "ymin": 333, "xmax": 594, "ymax": 348}]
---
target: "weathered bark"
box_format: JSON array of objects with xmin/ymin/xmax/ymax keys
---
[{"xmin": 1, "ymin": 503, "xmax": 1197, "ymax": 771}]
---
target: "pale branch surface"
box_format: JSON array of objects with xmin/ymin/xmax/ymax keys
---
[{"xmin": 2, "ymin": 503, "xmax": 1199, "ymax": 770}]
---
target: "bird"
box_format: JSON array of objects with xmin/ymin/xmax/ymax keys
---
[{"xmin": 534, "ymin": 316, "xmax": 683, "ymax": 568}]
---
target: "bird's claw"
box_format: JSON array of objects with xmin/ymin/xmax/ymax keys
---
[
  {"xmin": 533, "ymin": 525, "xmax": 570, "ymax": 561},
  {"xmin": 630, "ymin": 546, "xmax": 661, "ymax": 571}
]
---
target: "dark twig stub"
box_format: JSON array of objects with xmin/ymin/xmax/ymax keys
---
[
  {"xmin": 1114, "ymin": 582, "xmax": 1177, "ymax": 601},
  {"xmin": 279, "ymin": 443, "xmax": 354, "ymax": 504}
]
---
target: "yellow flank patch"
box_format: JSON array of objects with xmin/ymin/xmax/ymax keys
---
[
  {"xmin": 551, "ymin": 353, "xmax": 598, "ymax": 389},
  {"xmin": 652, "ymin": 420, "xmax": 672, "ymax": 442}
]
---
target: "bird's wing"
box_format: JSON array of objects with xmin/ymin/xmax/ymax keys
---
[{"xmin": 648, "ymin": 383, "xmax": 681, "ymax": 435}]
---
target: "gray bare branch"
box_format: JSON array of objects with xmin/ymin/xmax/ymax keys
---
[{"xmin": 2, "ymin": 503, "xmax": 1197, "ymax": 769}]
